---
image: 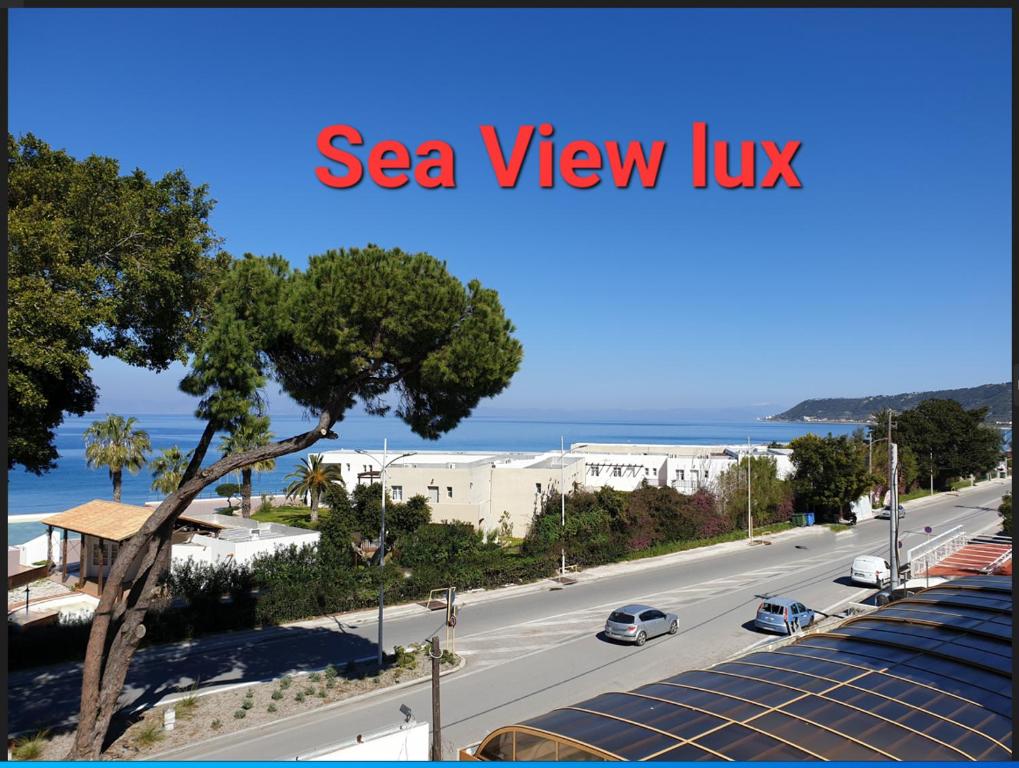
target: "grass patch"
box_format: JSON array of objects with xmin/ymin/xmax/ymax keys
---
[
  {"xmin": 899, "ymin": 488, "xmax": 935, "ymax": 502},
  {"xmin": 252, "ymin": 505, "xmax": 329, "ymax": 529},
  {"xmin": 174, "ymin": 693, "xmax": 199, "ymax": 720},
  {"xmin": 825, "ymin": 523, "xmax": 850, "ymax": 533},
  {"xmin": 12, "ymin": 731, "xmax": 48, "ymax": 761},
  {"xmin": 134, "ymin": 721, "xmax": 165, "ymax": 747},
  {"xmin": 951, "ymin": 478, "xmax": 975, "ymax": 491},
  {"xmin": 622, "ymin": 523, "xmax": 794, "ymax": 561}
]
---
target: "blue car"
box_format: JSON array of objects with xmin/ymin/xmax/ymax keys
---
[{"xmin": 755, "ymin": 597, "xmax": 814, "ymax": 635}]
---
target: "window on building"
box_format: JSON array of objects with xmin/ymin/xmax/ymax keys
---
[
  {"xmin": 677, "ymin": 469, "xmax": 685, "ymax": 480},
  {"xmin": 428, "ymin": 486, "xmax": 439, "ymax": 503},
  {"xmin": 644, "ymin": 467, "xmax": 650, "ymax": 476},
  {"xmin": 612, "ymin": 466, "xmax": 622, "ymax": 477},
  {"xmin": 704, "ymin": 471, "xmax": 709, "ymax": 480},
  {"xmin": 447, "ymin": 486, "xmax": 453, "ymax": 499},
  {"xmin": 591, "ymin": 466, "xmax": 600, "ymax": 477},
  {"xmin": 535, "ymin": 483, "xmax": 542, "ymax": 494},
  {"xmin": 390, "ymin": 485, "xmax": 403, "ymax": 501}
]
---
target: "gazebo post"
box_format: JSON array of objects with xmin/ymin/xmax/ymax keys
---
[
  {"xmin": 46, "ymin": 525, "xmax": 53, "ymax": 575},
  {"xmin": 61, "ymin": 529, "xmax": 69, "ymax": 583},
  {"xmin": 97, "ymin": 538, "xmax": 104, "ymax": 595}
]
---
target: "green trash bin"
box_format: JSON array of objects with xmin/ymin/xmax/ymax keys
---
[{"xmin": 792, "ymin": 513, "xmax": 807, "ymax": 527}]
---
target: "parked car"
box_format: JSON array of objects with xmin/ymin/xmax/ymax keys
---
[
  {"xmin": 754, "ymin": 597, "xmax": 814, "ymax": 635},
  {"xmin": 851, "ymin": 554, "xmax": 892, "ymax": 586},
  {"xmin": 604, "ymin": 604, "xmax": 678, "ymax": 645},
  {"xmin": 875, "ymin": 504, "xmax": 905, "ymax": 520}
]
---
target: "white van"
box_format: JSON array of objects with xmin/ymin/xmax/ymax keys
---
[{"xmin": 851, "ymin": 555, "xmax": 891, "ymax": 587}]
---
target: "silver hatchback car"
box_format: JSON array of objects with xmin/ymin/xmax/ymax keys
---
[{"xmin": 604, "ymin": 604, "xmax": 678, "ymax": 645}]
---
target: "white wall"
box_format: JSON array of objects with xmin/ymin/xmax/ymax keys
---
[
  {"xmin": 16, "ymin": 530, "xmax": 67, "ymax": 566},
  {"xmin": 581, "ymin": 453, "xmax": 667, "ymax": 492},
  {"xmin": 172, "ymin": 531, "xmax": 320, "ymax": 567}
]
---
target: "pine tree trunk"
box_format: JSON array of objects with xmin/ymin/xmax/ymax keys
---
[
  {"xmin": 241, "ymin": 468, "xmax": 252, "ymax": 519},
  {"xmin": 69, "ymin": 411, "xmax": 338, "ymax": 759},
  {"xmin": 113, "ymin": 470, "xmax": 123, "ymax": 503}
]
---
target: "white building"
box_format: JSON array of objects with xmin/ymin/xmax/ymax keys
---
[
  {"xmin": 171, "ymin": 512, "xmax": 320, "ymax": 567},
  {"xmin": 318, "ymin": 442, "xmax": 797, "ymax": 535},
  {"xmin": 571, "ymin": 442, "xmax": 794, "ymax": 494},
  {"xmin": 317, "ymin": 449, "xmax": 585, "ymax": 536},
  {"xmin": 578, "ymin": 452, "xmax": 668, "ymax": 492}
]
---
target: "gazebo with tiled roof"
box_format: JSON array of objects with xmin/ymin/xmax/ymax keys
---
[{"xmin": 40, "ymin": 500, "xmax": 219, "ymax": 594}]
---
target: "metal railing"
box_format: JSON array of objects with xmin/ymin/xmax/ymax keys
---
[
  {"xmin": 977, "ymin": 534, "xmax": 1013, "ymax": 574},
  {"xmin": 905, "ymin": 525, "xmax": 966, "ymax": 578}
]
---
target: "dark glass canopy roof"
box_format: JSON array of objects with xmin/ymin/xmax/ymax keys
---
[{"xmin": 474, "ymin": 575, "xmax": 1012, "ymax": 761}]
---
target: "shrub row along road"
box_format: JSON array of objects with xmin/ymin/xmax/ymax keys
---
[{"xmin": 8, "ymin": 479, "xmax": 1008, "ymax": 750}]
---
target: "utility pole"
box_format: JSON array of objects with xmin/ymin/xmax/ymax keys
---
[
  {"xmin": 379, "ymin": 438, "xmax": 387, "ymax": 669},
  {"xmin": 560, "ymin": 436, "xmax": 566, "ymax": 577},
  {"xmin": 930, "ymin": 449, "xmax": 934, "ymax": 496},
  {"xmin": 430, "ymin": 636, "xmax": 442, "ymax": 761},
  {"xmin": 889, "ymin": 442, "xmax": 899, "ymax": 590}
]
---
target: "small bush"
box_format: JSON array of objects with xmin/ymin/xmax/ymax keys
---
[
  {"xmin": 241, "ymin": 699, "xmax": 253, "ymax": 711},
  {"xmin": 267, "ymin": 703, "xmax": 278, "ymax": 713},
  {"xmin": 244, "ymin": 688, "xmax": 254, "ymax": 699},
  {"xmin": 174, "ymin": 694, "xmax": 199, "ymax": 720},
  {"xmin": 440, "ymin": 650, "xmax": 457, "ymax": 665},
  {"xmin": 325, "ymin": 678, "xmax": 336, "ymax": 689},
  {"xmin": 295, "ymin": 692, "xmax": 306, "ymax": 702},
  {"xmin": 394, "ymin": 646, "xmax": 417, "ymax": 669},
  {"xmin": 279, "ymin": 675, "xmax": 292, "ymax": 689},
  {"xmin": 303, "ymin": 685, "xmax": 315, "ymax": 695},
  {"xmin": 211, "ymin": 719, "xmax": 222, "ymax": 730},
  {"xmin": 316, "ymin": 687, "xmax": 326, "ymax": 698},
  {"xmin": 12, "ymin": 731, "xmax": 48, "ymax": 760},
  {"xmin": 271, "ymin": 689, "xmax": 283, "ymax": 700},
  {"xmin": 324, "ymin": 664, "xmax": 338, "ymax": 679},
  {"xmin": 308, "ymin": 671, "xmax": 321, "ymax": 682},
  {"xmin": 134, "ymin": 721, "xmax": 165, "ymax": 747},
  {"xmin": 233, "ymin": 709, "xmax": 246, "ymax": 719}
]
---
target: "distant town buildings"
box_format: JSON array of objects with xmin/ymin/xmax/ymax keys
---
[{"xmin": 316, "ymin": 443, "xmax": 795, "ymax": 535}]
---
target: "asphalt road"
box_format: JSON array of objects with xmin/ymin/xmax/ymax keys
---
[
  {"xmin": 147, "ymin": 478, "xmax": 1009, "ymax": 759},
  {"xmin": 7, "ymin": 478, "xmax": 1008, "ymax": 750}
]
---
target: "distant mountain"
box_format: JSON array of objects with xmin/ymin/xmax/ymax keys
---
[{"xmin": 768, "ymin": 383, "xmax": 1012, "ymax": 424}]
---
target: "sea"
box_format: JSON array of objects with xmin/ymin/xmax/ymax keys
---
[{"xmin": 6, "ymin": 413, "xmax": 863, "ymax": 546}]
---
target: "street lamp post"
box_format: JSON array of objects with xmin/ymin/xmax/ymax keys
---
[
  {"xmin": 747, "ymin": 437, "xmax": 753, "ymax": 542},
  {"xmin": 560, "ymin": 436, "xmax": 566, "ymax": 578},
  {"xmin": 355, "ymin": 440, "xmax": 416, "ymax": 669}
]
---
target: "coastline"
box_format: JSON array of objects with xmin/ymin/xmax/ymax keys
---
[{"xmin": 8, "ymin": 513, "xmax": 51, "ymax": 523}]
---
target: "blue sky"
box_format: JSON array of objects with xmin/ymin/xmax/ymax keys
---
[{"xmin": 8, "ymin": 9, "xmax": 1012, "ymax": 416}]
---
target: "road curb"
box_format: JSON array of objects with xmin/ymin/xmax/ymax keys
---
[{"xmin": 146, "ymin": 655, "xmax": 467, "ymax": 761}]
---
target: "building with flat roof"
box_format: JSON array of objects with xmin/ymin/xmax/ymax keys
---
[
  {"xmin": 573, "ymin": 442, "xmax": 794, "ymax": 495},
  {"xmin": 317, "ymin": 449, "xmax": 585, "ymax": 535},
  {"xmin": 319, "ymin": 442, "xmax": 796, "ymax": 534}
]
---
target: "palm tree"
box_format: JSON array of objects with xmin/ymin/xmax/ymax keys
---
[
  {"xmin": 83, "ymin": 415, "xmax": 152, "ymax": 502},
  {"xmin": 285, "ymin": 454, "xmax": 342, "ymax": 524},
  {"xmin": 219, "ymin": 418, "xmax": 276, "ymax": 518},
  {"xmin": 150, "ymin": 446, "xmax": 193, "ymax": 496}
]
